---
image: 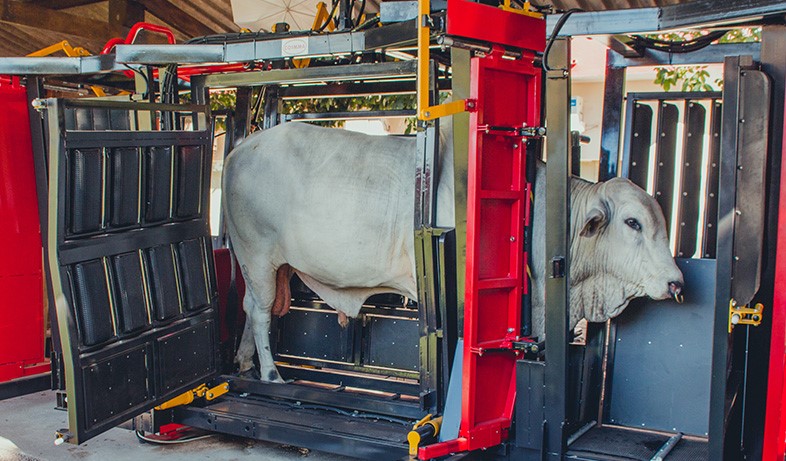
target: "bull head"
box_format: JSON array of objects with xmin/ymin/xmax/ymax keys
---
[{"xmin": 571, "ymin": 177, "xmax": 685, "ymax": 323}]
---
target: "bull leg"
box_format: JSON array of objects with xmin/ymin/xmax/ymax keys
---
[
  {"xmin": 250, "ymin": 305, "xmax": 283, "ymax": 383},
  {"xmin": 233, "ymin": 267, "xmax": 284, "ymax": 383},
  {"xmin": 235, "ymin": 301, "xmax": 256, "ymax": 373}
]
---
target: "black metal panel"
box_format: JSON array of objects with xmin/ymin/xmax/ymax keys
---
[
  {"xmin": 365, "ymin": 315, "xmax": 419, "ymax": 371},
  {"xmin": 653, "ymin": 102, "xmax": 680, "ymax": 233},
  {"xmin": 82, "ymin": 345, "xmax": 150, "ymax": 430},
  {"xmin": 45, "ymin": 99, "xmax": 218, "ymax": 445},
  {"xmin": 608, "ymin": 258, "xmax": 715, "ymax": 436},
  {"xmin": 676, "ymin": 101, "xmax": 707, "ymax": 258},
  {"xmin": 626, "ymin": 103, "xmax": 653, "ymax": 189},
  {"xmin": 145, "ymin": 244, "xmax": 181, "ymax": 321},
  {"xmin": 109, "ymin": 252, "xmax": 149, "ymax": 335},
  {"xmin": 702, "ymin": 101, "xmax": 722, "ymax": 259},
  {"xmin": 277, "ymin": 307, "xmax": 354, "ymax": 363},
  {"xmin": 144, "ymin": 146, "xmax": 173, "ymax": 223},
  {"xmin": 176, "ymin": 238, "xmax": 210, "ymax": 312},
  {"xmin": 67, "ymin": 147, "xmax": 104, "ymax": 235},
  {"xmin": 69, "ymin": 259, "xmax": 114, "ymax": 347},
  {"xmin": 174, "ymin": 145, "xmax": 203, "ymax": 219},
  {"xmin": 156, "ymin": 321, "xmax": 216, "ymax": 394},
  {"xmin": 514, "ymin": 360, "xmax": 545, "ymax": 451},
  {"xmin": 107, "ymin": 147, "xmax": 140, "ymax": 228},
  {"xmin": 731, "ymin": 70, "xmax": 770, "ymax": 306}
]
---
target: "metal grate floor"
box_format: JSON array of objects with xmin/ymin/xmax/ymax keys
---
[{"xmin": 566, "ymin": 426, "xmax": 708, "ymax": 461}]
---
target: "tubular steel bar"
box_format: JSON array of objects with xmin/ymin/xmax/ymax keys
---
[
  {"xmin": 548, "ymin": 1, "xmax": 786, "ymax": 36},
  {"xmin": 543, "ymin": 37, "xmax": 571, "ymax": 461},
  {"xmin": 206, "ymin": 60, "xmax": 418, "ymax": 88}
]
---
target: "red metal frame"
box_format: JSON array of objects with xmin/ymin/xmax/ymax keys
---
[
  {"xmin": 0, "ymin": 77, "xmax": 49, "ymax": 383},
  {"xmin": 762, "ymin": 96, "xmax": 786, "ymax": 460},
  {"xmin": 446, "ymin": 0, "xmax": 545, "ymax": 53},
  {"xmin": 420, "ymin": 4, "xmax": 543, "ymax": 458}
]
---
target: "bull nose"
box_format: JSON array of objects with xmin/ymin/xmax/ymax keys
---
[{"xmin": 669, "ymin": 281, "xmax": 684, "ymax": 303}]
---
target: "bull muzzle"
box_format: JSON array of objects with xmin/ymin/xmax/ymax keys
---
[{"xmin": 669, "ymin": 281, "xmax": 684, "ymax": 304}]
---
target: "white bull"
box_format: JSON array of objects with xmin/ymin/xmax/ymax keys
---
[{"xmin": 222, "ymin": 122, "xmax": 684, "ymax": 383}]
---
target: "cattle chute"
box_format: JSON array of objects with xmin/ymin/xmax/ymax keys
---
[{"xmin": 1, "ymin": 0, "xmax": 786, "ymax": 460}]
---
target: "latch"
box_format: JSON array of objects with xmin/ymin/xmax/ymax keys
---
[
  {"xmin": 728, "ymin": 299, "xmax": 764, "ymax": 333},
  {"xmin": 408, "ymin": 414, "xmax": 443, "ymax": 457},
  {"xmin": 154, "ymin": 382, "xmax": 229, "ymax": 411}
]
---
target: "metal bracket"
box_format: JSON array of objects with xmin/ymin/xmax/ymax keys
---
[
  {"xmin": 551, "ymin": 256, "xmax": 566, "ymax": 278},
  {"xmin": 154, "ymin": 382, "xmax": 230, "ymax": 411},
  {"xmin": 728, "ymin": 299, "xmax": 764, "ymax": 333}
]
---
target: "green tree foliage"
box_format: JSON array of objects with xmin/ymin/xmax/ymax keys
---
[{"xmin": 651, "ymin": 27, "xmax": 760, "ymax": 92}]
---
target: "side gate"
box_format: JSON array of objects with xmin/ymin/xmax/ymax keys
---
[{"xmin": 41, "ymin": 99, "xmax": 220, "ymax": 444}]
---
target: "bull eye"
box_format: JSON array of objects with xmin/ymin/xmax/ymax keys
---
[{"xmin": 625, "ymin": 218, "xmax": 642, "ymax": 231}]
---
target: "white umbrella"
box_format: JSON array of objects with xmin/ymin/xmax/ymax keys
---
[{"xmin": 231, "ymin": 0, "xmax": 327, "ymax": 32}]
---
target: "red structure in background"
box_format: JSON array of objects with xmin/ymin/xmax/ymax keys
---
[
  {"xmin": 420, "ymin": 2, "xmax": 544, "ymax": 457},
  {"xmin": 0, "ymin": 77, "xmax": 49, "ymax": 384},
  {"xmin": 762, "ymin": 98, "xmax": 786, "ymax": 460}
]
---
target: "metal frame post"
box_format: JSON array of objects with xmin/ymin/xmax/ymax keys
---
[
  {"xmin": 544, "ymin": 37, "xmax": 572, "ymax": 460},
  {"xmin": 598, "ymin": 50, "xmax": 626, "ymax": 181}
]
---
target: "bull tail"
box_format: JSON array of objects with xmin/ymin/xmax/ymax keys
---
[{"xmin": 272, "ymin": 264, "xmax": 295, "ymax": 316}]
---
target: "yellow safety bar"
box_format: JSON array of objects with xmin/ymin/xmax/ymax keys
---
[
  {"xmin": 417, "ymin": 0, "xmax": 467, "ymax": 120},
  {"xmin": 27, "ymin": 40, "xmax": 91, "ymax": 58},
  {"xmin": 27, "ymin": 41, "xmax": 106, "ymax": 97},
  {"xmin": 154, "ymin": 382, "xmax": 229, "ymax": 411}
]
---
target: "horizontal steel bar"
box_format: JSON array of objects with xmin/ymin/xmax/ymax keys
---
[
  {"xmin": 0, "ymin": 55, "xmax": 122, "ymax": 75},
  {"xmin": 115, "ymin": 44, "xmax": 225, "ymax": 64},
  {"xmin": 277, "ymin": 364, "xmax": 420, "ymax": 395},
  {"xmin": 205, "ymin": 60, "xmax": 418, "ymax": 87},
  {"xmin": 627, "ymin": 91, "xmax": 723, "ymax": 101},
  {"xmin": 284, "ymin": 109, "xmax": 416, "ymax": 121},
  {"xmin": 609, "ymin": 43, "xmax": 761, "ymax": 68},
  {"xmin": 547, "ymin": 9, "xmax": 660, "ymax": 36},
  {"xmin": 548, "ymin": 1, "xmax": 786, "ymax": 36},
  {"xmin": 280, "ymin": 79, "xmax": 451, "ymax": 98}
]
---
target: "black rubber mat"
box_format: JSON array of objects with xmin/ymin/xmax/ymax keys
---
[{"xmin": 567, "ymin": 426, "xmax": 669, "ymax": 460}]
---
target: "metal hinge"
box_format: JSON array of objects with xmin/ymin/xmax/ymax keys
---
[{"xmin": 728, "ymin": 299, "xmax": 764, "ymax": 333}]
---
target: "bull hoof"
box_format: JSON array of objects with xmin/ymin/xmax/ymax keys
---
[
  {"xmin": 337, "ymin": 311, "xmax": 349, "ymax": 328},
  {"xmin": 238, "ymin": 367, "xmax": 261, "ymax": 380},
  {"xmin": 261, "ymin": 368, "xmax": 285, "ymax": 383}
]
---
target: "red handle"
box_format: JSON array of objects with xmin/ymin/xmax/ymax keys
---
[
  {"xmin": 125, "ymin": 22, "xmax": 177, "ymax": 45},
  {"xmin": 100, "ymin": 22, "xmax": 177, "ymax": 54}
]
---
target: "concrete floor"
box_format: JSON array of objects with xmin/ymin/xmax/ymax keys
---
[{"xmin": 0, "ymin": 391, "xmax": 355, "ymax": 461}]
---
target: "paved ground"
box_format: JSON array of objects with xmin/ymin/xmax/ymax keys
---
[{"xmin": 0, "ymin": 391, "xmax": 355, "ymax": 461}]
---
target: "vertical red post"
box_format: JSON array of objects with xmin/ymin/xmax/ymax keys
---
[
  {"xmin": 762, "ymin": 96, "xmax": 786, "ymax": 460},
  {"xmin": 0, "ymin": 77, "xmax": 49, "ymax": 383},
  {"xmin": 460, "ymin": 48, "xmax": 542, "ymax": 451},
  {"xmin": 419, "ymin": 3, "xmax": 543, "ymax": 458}
]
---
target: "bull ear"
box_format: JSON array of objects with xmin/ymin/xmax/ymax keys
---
[{"xmin": 580, "ymin": 206, "xmax": 607, "ymax": 237}]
